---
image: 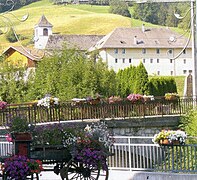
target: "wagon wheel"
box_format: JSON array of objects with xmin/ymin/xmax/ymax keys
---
[{"xmin": 61, "ymin": 159, "xmax": 108, "ymax": 180}]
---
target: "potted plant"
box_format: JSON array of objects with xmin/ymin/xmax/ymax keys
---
[
  {"xmin": 152, "ymin": 129, "xmax": 187, "ymax": 145},
  {"xmin": 6, "ymin": 115, "xmax": 32, "ymax": 141},
  {"xmin": 152, "ymin": 130, "xmax": 171, "ymax": 145},
  {"xmin": 5, "ymin": 115, "xmax": 33, "ymax": 156},
  {"xmin": 108, "ymin": 96, "xmax": 122, "ymax": 104},
  {"xmin": 165, "ymin": 93, "xmax": 179, "ymax": 101},
  {"xmin": 37, "ymin": 94, "xmax": 59, "ymax": 108}
]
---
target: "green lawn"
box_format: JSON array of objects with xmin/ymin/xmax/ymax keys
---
[{"xmin": 174, "ymin": 76, "xmax": 185, "ymax": 96}]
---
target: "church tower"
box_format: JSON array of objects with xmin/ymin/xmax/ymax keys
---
[{"xmin": 34, "ymin": 15, "xmax": 53, "ymax": 49}]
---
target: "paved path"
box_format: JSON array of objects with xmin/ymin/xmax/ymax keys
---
[
  {"xmin": 0, "ymin": 170, "xmax": 132, "ymax": 180},
  {"xmin": 1, "ymin": 170, "xmax": 197, "ymax": 180},
  {"xmin": 39, "ymin": 170, "xmax": 132, "ymax": 180}
]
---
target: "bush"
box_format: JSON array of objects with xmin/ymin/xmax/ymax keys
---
[
  {"xmin": 179, "ymin": 109, "xmax": 197, "ymax": 144},
  {"xmin": 6, "ymin": 28, "xmax": 17, "ymax": 43},
  {"xmin": 148, "ymin": 77, "xmax": 177, "ymax": 96}
]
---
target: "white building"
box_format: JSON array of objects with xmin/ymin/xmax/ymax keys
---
[
  {"xmin": 89, "ymin": 26, "xmax": 192, "ymax": 76},
  {"xmin": 34, "ymin": 16, "xmax": 192, "ymax": 76}
]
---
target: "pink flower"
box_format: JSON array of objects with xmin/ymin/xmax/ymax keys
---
[{"xmin": 6, "ymin": 134, "xmax": 13, "ymax": 142}]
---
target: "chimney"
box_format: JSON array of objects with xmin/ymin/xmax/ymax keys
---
[
  {"xmin": 134, "ymin": 36, "xmax": 138, "ymax": 44},
  {"xmin": 142, "ymin": 24, "xmax": 145, "ymax": 32}
]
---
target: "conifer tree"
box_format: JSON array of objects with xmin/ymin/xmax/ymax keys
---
[{"xmin": 134, "ymin": 62, "xmax": 149, "ymax": 95}]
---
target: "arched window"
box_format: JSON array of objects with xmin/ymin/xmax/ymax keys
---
[{"xmin": 43, "ymin": 28, "xmax": 48, "ymax": 36}]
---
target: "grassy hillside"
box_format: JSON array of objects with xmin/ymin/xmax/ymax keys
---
[{"xmin": 0, "ymin": 0, "xmax": 159, "ymax": 51}]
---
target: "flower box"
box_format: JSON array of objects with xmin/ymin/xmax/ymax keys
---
[
  {"xmin": 153, "ymin": 130, "xmax": 187, "ymax": 145},
  {"xmin": 12, "ymin": 132, "xmax": 32, "ymax": 141},
  {"xmin": 165, "ymin": 93, "xmax": 179, "ymax": 101},
  {"xmin": 159, "ymin": 139, "xmax": 170, "ymax": 145}
]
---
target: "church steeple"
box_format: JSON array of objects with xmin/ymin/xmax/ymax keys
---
[
  {"xmin": 34, "ymin": 15, "xmax": 53, "ymax": 49},
  {"xmin": 36, "ymin": 15, "xmax": 53, "ymax": 28}
]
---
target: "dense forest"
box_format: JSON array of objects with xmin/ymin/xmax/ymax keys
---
[
  {"xmin": 133, "ymin": 2, "xmax": 190, "ymax": 29},
  {"xmin": 0, "ymin": 0, "xmax": 40, "ymax": 13}
]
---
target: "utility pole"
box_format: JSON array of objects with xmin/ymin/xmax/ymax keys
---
[{"xmin": 132, "ymin": 0, "xmax": 197, "ymax": 98}]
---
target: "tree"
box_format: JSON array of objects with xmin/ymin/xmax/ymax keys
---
[
  {"xmin": 134, "ymin": 62, "xmax": 149, "ymax": 95},
  {"xmin": 0, "ymin": 61, "xmax": 29, "ymax": 103},
  {"xmin": 109, "ymin": 0, "xmax": 131, "ymax": 18},
  {"xmin": 133, "ymin": 2, "xmax": 188, "ymax": 28},
  {"xmin": 27, "ymin": 47, "xmax": 116, "ymax": 101}
]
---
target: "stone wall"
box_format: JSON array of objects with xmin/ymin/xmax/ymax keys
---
[{"xmin": 102, "ymin": 115, "xmax": 181, "ymax": 136}]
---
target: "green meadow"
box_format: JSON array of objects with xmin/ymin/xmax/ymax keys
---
[{"xmin": 0, "ymin": 0, "xmax": 158, "ymax": 51}]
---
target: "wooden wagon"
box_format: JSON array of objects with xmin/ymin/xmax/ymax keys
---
[
  {"xmin": 1, "ymin": 128, "xmax": 110, "ymax": 180},
  {"xmin": 30, "ymin": 145, "xmax": 109, "ymax": 180}
]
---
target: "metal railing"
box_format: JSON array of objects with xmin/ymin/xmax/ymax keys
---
[
  {"xmin": 108, "ymin": 136, "xmax": 197, "ymax": 173},
  {"xmin": 0, "ymin": 135, "xmax": 13, "ymax": 157},
  {"xmin": 0, "ymin": 97, "xmax": 196, "ymax": 125},
  {"xmin": 0, "ymin": 136, "xmax": 196, "ymax": 173}
]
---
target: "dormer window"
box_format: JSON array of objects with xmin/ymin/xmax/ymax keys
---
[
  {"xmin": 168, "ymin": 49, "xmax": 173, "ymax": 54},
  {"xmin": 43, "ymin": 28, "xmax": 48, "ymax": 36},
  {"xmin": 142, "ymin": 48, "xmax": 146, "ymax": 54},
  {"xmin": 122, "ymin": 49, "xmax": 126, "ymax": 54},
  {"xmin": 114, "ymin": 48, "xmax": 118, "ymax": 54}
]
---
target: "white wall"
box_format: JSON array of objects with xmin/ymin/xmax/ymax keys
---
[{"xmin": 99, "ymin": 48, "xmax": 192, "ymax": 76}]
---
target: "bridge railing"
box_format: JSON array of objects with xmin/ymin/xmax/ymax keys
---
[
  {"xmin": 108, "ymin": 136, "xmax": 197, "ymax": 173},
  {"xmin": 0, "ymin": 97, "xmax": 196, "ymax": 125},
  {"xmin": 0, "ymin": 136, "xmax": 196, "ymax": 173}
]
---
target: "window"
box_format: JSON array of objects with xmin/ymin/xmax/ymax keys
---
[
  {"xmin": 189, "ymin": 70, "xmax": 192, "ymax": 73},
  {"xmin": 170, "ymin": 59, "xmax": 173, "ymax": 63},
  {"xmin": 183, "ymin": 70, "xmax": 187, "ymax": 74},
  {"xmin": 114, "ymin": 49, "xmax": 118, "ymax": 54},
  {"xmin": 129, "ymin": 58, "xmax": 132, "ymax": 63},
  {"xmin": 183, "ymin": 59, "xmax": 186, "ymax": 64},
  {"xmin": 157, "ymin": 59, "xmax": 159, "ymax": 63},
  {"xmin": 156, "ymin": 49, "xmax": 160, "ymax": 54},
  {"xmin": 157, "ymin": 71, "xmax": 160, "ymax": 75},
  {"xmin": 122, "ymin": 49, "xmax": 126, "ymax": 54},
  {"xmin": 43, "ymin": 28, "xmax": 48, "ymax": 36},
  {"xmin": 122, "ymin": 58, "xmax": 125, "ymax": 63},
  {"xmin": 171, "ymin": 71, "xmax": 173, "ymax": 75},
  {"xmin": 142, "ymin": 48, "xmax": 146, "ymax": 54},
  {"xmin": 115, "ymin": 58, "xmax": 118, "ymax": 63},
  {"xmin": 150, "ymin": 59, "xmax": 153, "ymax": 63},
  {"xmin": 143, "ymin": 59, "xmax": 146, "ymax": 63},
  {"xmin": 168, "ymin": 49, "xmax": 173, "ymax": 54},
  {"xmin": 183, "ymin": 49, "xmax": 186, "ymax": 54}
]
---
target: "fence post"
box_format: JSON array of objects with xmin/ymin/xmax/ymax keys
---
[{"xmin": 128, "ymin": 137, "xmax": 132, "ymax": 171}]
